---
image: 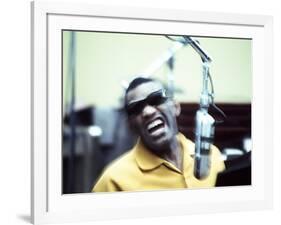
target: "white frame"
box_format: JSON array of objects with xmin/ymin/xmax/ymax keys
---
[{"xmin": 31, "ymin": 1, "xmax": 274, "ymax": 224}]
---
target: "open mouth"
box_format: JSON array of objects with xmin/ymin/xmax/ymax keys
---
[{"xmin": 146, "ymin": 118, "xmax": 165, "ymax": 135}]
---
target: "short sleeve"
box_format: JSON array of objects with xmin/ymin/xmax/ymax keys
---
[
  {"xmin": 92, "ymin": 171, "xmax": 121, "ymax": 192},
  {"xmin": 210, "ymin": 145, "xmax": 225, "ymax": 173}
]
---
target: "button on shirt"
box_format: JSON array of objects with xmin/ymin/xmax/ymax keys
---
[{"xmin": 92, "ymin": 133, "xmax": 225, "ymax": 192}]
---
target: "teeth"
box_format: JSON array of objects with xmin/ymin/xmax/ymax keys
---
[{"xmin": 147, "ymin": 119, "xmax": 163, "ymax": 130}]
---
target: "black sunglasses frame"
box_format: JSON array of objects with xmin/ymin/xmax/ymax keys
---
[{"xmin": 125, "ymin": 89, "xmax": 169, "ymax": 116}]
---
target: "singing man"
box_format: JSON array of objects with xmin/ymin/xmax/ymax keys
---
[{"xmin": 92, "ymin": 77, "xmax": 225, "ymax": 192}]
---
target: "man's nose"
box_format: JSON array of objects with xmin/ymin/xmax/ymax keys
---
[{"xmin": 142, "ymin": 105, "xmax": 157, "ymax": 117}]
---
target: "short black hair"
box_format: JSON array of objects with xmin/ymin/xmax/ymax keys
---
[{"xmin": 125, "ymin": 77, "xmax": 154, "ymax": 96}]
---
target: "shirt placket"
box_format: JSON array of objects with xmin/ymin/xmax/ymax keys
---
[
  {"xmin": 162, "ymin": 162, "xmax": 189, "ymax": 188},
  {"xmin": 182, "ymin": 151, "xmax": 194, "ymax": 188}
]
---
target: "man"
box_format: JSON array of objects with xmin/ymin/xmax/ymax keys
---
[{"xmin": 92, "ymin": 77, "xmax": 225, "ymax": 192}]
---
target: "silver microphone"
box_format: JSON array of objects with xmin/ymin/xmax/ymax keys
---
[
  {"xmin": 184, "ymin": 36, "xmax": 214, "ymax": 179},
  {"xmin": 164, "ymin": 35, "xmax": 217, "ymax": 179},
  {"xmin": 194, "ymin": 108, "xmax": 215, "ymax": 179}
]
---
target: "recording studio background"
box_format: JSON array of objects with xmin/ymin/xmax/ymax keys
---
[{"xmin": 62, "ymin": 31, "xmax": 252, "ymax": 194}]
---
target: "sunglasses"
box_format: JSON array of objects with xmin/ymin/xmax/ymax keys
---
[{"xmin": 125, "ymin": 89, "xmax": 169, "ymax": 116}]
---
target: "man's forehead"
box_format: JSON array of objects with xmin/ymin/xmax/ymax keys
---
[{"xmin": 127, "ymin": 81, "xmax": 163, "ymax": 103}]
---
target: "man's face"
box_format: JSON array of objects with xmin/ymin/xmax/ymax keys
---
[{"xmin": 126, "ymin": 81, "xmax": 180, "ymax": 154}]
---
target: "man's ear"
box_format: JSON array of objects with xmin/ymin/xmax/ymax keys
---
[
  {"xmin": 174, "ymin": 101, "xmax": 181, "ymax": 117},
  {"xmin": 127, "ymin": 117, "xmax": 137, "ymax": 133}
]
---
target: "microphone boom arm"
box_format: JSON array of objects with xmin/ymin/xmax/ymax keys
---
[{"xmin": 184, "ymin": 36, "xmax": 215, "ymax": 179}]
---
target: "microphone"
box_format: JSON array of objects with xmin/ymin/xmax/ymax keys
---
[
  {"xmin": 183, "ymin": 36, "xmax": 214, "ymax": 179},
  {"xmin": 194, "ymin": 108, "xmax": 215, "ymax": 179},
  {"xmin": 164, "ymin": 35, "xmax": 217, "ymax": 179}
]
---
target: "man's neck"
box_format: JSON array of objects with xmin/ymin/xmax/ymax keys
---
[{"xmin": 161, "ymin": 137, "xmax": 183, "ymax": 171}]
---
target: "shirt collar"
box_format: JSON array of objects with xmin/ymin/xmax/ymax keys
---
[{"xmin": 134, "ymin": 133, "xmax": 194, "ymax": 171}]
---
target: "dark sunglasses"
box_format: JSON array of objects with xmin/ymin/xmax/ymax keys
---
[{"xmin": 125, "ymin": 89, "xmax": 169, "ymax": 116}]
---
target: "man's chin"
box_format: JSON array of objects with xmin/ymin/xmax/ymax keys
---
[{"xmin": 144, "ymin": 135, "xmax": 171, "ymax": 152}]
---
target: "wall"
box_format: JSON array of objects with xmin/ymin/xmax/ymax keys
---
[{"xmin": 63, "ymin": 31, "xmax": 252, "ymax": 108}]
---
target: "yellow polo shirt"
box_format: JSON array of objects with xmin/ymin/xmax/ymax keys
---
[{"xmin": 92, "ymin": 133, "xmax": 225, "ymax": 192}]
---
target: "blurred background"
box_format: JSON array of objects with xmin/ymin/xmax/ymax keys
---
[{"xmin": 62, "ymin": 31, "xmax": 252, "ymax": 194}]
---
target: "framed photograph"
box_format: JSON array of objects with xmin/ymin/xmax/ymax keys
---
[{"xmin": 31, "ymin": 1, "xmax": 273, "ymax": 224}]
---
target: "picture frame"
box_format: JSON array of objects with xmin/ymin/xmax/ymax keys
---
[{"xmin": 31, "ymin": 1, "xmax": 273, "ymax": 224}]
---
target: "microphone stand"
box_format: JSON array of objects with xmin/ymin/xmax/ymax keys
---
[
  {"xmin": 121, "ymin": 39, "xmax": 187, "ymax": 91},
  {"xmin": 66, "ymin": 31, "xmax": 77, "ymax": 192},
  {"xmin": 167, "ymin": 55, "xmax": 175, "ymax": 98},
  {"xmin": 183, "ymin": 37, "xmax": 215, "ymax": 179}
]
